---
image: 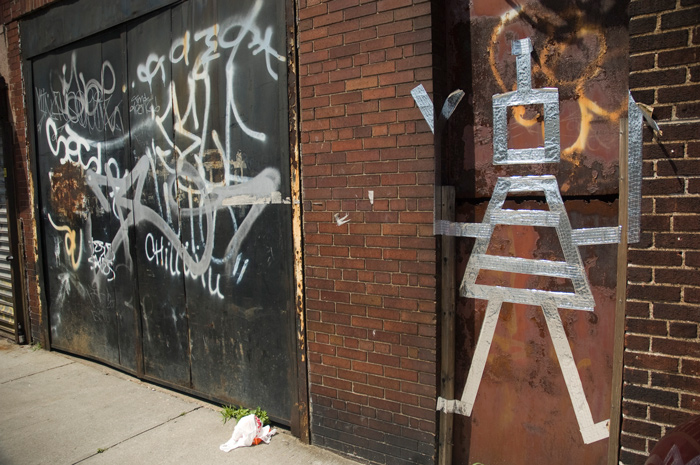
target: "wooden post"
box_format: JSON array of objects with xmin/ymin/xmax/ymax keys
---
[
  {"xmin": 608, "ymin": 117, "xmax": 629, "ymax": 464},
  {"xmin": 438, "ymin": 186, "xmax": 456, "ymax": 465}
]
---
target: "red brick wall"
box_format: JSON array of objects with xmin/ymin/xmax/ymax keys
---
[
  {"xmin": 296, "ymin": 0, "xmax": 438, "ymax": 463},
  {"xmin": 1, "ymin": 0, "xmax": 58, "ymax": 344},
  {"xmin": 623, "ymin": 0, "xmax": 700, "ymax": 463}
]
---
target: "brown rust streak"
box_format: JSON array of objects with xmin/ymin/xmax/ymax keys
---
[
  {"xmin": 486, "ymin": 3, "xmax": 627, "ymax": 162},
  {"xmin": 287, "ymin": 1, "xmax": 309, "ymax": 442},
  {"xmin": 49, "ymin": 162, "xmax": 87, "ymax": 221}
]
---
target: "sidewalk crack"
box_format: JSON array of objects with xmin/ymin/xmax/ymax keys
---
[
  {"xmin": 0, "ymin": 361, "xmax": 76, "ymax": 384},
  {"xmin": 71, "ymin": 407, "xmax": 202, "ymax": 464}
]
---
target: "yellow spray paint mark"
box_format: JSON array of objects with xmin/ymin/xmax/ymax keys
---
[
  {"xmin": 488, "ymin": 6, "xmax": 627, "ymax": 159},
  {"xmin": 47, "ymin": 214, "xmax": 83, "ymax": 270}
]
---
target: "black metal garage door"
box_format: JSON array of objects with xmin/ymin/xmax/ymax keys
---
[{"xmin": 29, "ymin": 0, "xmax": 300, "ymax": 426}]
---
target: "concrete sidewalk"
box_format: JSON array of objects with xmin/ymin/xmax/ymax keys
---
[{"xmin": 0, "ymin": 339, "xmax": 359, "ymax": 465}]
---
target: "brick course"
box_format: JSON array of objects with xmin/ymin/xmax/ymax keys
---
[
  {"xmin": 624, "ymin": 0, "xmax": 700, "ymax": 463},
  {"xmin": 297, "ymin": 1, "xmax": 437, "ymax": 463}
]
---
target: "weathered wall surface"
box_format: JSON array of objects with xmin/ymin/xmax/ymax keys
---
[
  {"xmin": 1, "ymin": 0, "xmax": 59, "ymax": 344},
  {"xmin": 623, "ymin": 0, "xmax": 700, "ymax": 463},
  {"xmin": 433, "ymin": 1, "xmax": 630, "ymax": 464},
  {"xmin": 296, "ymin": 0, "xmax": 438, "ymax": 463},
  {"xmin": 25, "ymin": 0, "xmax": 299, "ymax": 424},
  {"xmin": 3, "ymin": 0, "xmax": 700, "ymax": 463}
]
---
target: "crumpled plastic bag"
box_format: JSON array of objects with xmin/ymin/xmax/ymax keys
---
[{"xmin": 220, "ymin": 414, "xmax": 277, "ymax": 452}]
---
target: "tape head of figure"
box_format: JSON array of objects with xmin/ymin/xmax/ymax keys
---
[{"xmin": 492, "ymin": 37, "xmax": 561, "ymax": 166}]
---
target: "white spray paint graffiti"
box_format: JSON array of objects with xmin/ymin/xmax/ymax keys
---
[
  {"xmin": 35, "ymin": 53, "xmax": 124, "ymax": 135},
  {"xmin": 136, "ymin": 0, "xmax": 285, "ymax": 191},
  {"xmin": 46, "ymin": 117, "xmax": 103, "ymax": 174},
  {"xmin": 129, "ymin": 94, "xmax": 160, "ymax": 115},
  {"xmin": 88, "ymin": 240, "xmax": 115, "ymax": 281},
  {"xmin": 144, "ymin": 232, "xmax": 225, "ymax": 298},
  {"xmin": 39, "ymin": 2, "xmax": 287, "ymax": 302}
]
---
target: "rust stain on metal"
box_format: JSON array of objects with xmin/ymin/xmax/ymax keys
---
[
  {"xmin": 288, "ymin": 43, "xmax": 305, "ymax": 364},
  {"xmin": 466, "ymin": 0, "xmax": 629, "ymax": 198},
  {"xmin": 453, "ymin": 196, "xmax": 619, "ymax": 464},
  {"xmin": 286, "ymin": 7, "xmax": 309, "ymax": 441},
  {"xmin": 49, "ymin": 162, "xmax": 87, "ymax": 220}
]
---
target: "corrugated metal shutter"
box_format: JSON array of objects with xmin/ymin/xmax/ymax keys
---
[
  {"xmin": 0, "ymin": 75, "xmax": 18, "ymax": 341},
  {"xmin": 0, "ymin": 158, "xmax": 14, "ymax": 338}
]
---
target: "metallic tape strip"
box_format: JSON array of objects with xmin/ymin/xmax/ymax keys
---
[
  {"xmin": 505, "ymin": 175, "xmax": 556, "ymax": 192},
  {"xmin": 411, "ymin": 84, "xmax": 434, "ymax": 134},
  {"xmin": 474, "ymin": 254, "xmax": 578, "ymax": 279},
  {"xmin": 490, "ymin": 210, "xmax": 561, "ymax": 227},
  {"xmin": 543, "ymin": 100, "xmax": 561, "ymax": 163},
  {"xmin": 628, "ymin": 93, "xmax": 643, "ymax": 244},
  {"xmin": 514, "ymin": 38, "xmax": 533, "ymax": 92},
  {"xmin": 441, "ymin": 89, "xmax": 465, "ymax": 121},
  {"xmin": 459, "ymin": 299, "xmax": 502, "ymax": 415},
  {"xmin": 492, "ymin": 102, "xmax": 509, "ymax": 164},
  {"xmin": 433, "ymin": 220, "xmax": 491, "ymax": 238},
  {"xmin": 508, "ymin": 148, "xmax": 544, "ymax": 160},
  {"xmin": 493, "ymin": 88, "xmax": 559, "ymax": 106},
  {"xmin": 460, "ymin": 176, "xmax": 595, "ymax": 311},
  {"xmin": 436, "ymin": 397, "xmax": 471, "ymax": 415},
  {"xmin": 492, "ymin": 38, "xmax": 560, "ymax": 165},
  {"xmin": 542, "ymin": 300, "xmax": 609, "ymax": 444},
  {"xmin": 639, "ymin": 104, "xmax": 662, "ymax": 137},
  {"xmin": 501, "ymin": 148, "xmax": 547, "ymax": 165},
  {"xmin": 492, "ymin": 89, "xmax": 560, "ymax": 165},
  {"xmin": 571, "ymin": 227, "xmax": 621, "ymax": 245},
  {"xmin": 511, "ymin": 38, "xmax": 532, "ymax": 56},
  {"xmin": 463, "ymin": 284, "xmax": 595, "ymax": 311}
]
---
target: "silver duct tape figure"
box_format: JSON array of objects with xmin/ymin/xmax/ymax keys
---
[{"xmin": 432, "ymin": 37, "xmax": 644, "ymax": 445}]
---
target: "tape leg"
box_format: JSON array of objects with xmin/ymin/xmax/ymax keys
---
[
  {"xmin": 458, "ymin": 299, "xmax": 503, "ymax": 416},
  {"xmin": 541, "ymin": 301, "xmax": 609, "ymax": 444}
]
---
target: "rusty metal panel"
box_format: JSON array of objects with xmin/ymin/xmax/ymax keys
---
[
  {"xmin": 441, "ymin": 0, "xmax": 630, "ymax": 201},
  {"xmin": 20, "ymin": 0, "xmax": 180, "ymax": 60},
  {"xmin": 126, "ymin": 9, "xmax": 192, "ymax": 386},
  {"xmin": 32, "ymin": 32, "xmax": 134, "ymax": 369},
  {"xmin": 452, "ymin": 199, "xmax": 619, "ymax": 464},
  {"xmin": 30, "ymin": 0, "xmax": 298, "ymax": 427},
  {"xmin": 124, "ymin": 0, "xmax": 296, "ymax": 422},
  {"xmin": 435, "ymin": 1, "xmax": 630, "ymax": 463},
  {"xmin": 100, "ymin": 30, "xmax": 142, "ymax": 373}
]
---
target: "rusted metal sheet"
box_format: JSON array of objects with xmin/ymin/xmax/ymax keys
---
[
  {"xmin": 452, "ymin": 199, "xmax": 618, "ymax": 464},
  {"xmin": 20, "ymin": 0, "xmax": 180, "ymax": 59},
  {"xmin": 33, "ymin": 36, "xmax": 127, "ymax": 369},
  {"xmin": 441, "ymin": 0, "xmax": 629, "ymax": 201},
  {"xmin": 29, "ymin": 0, "xmax": 300, "ymax": 428},
  {"xmin": 435, "ymin": 1, "xmax": 629, "ymax": 463}
]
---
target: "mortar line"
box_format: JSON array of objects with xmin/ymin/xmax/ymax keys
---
[{"xmin": 71, "ymin": 406, "xmax": 203, "ymax": 464}]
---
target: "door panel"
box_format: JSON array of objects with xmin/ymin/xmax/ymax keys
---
[
  {"xmin": 436, "ymin": 0, "xmax": 630, "ymax": 463},
  {"xmin": 33, "ymin": 35, "xmax": 130, "ymax": 367},
  {"xmin": 127, "ymin": 8, "xmax": 192, "ymax": 387}
]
